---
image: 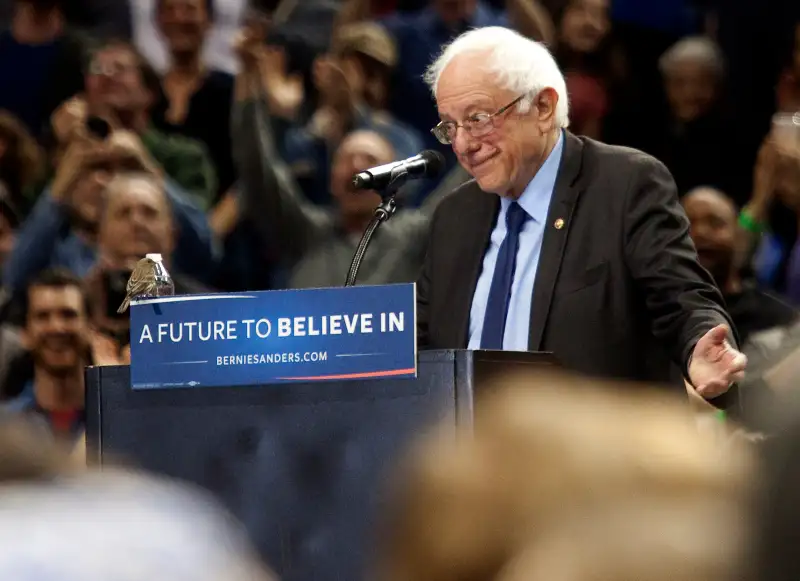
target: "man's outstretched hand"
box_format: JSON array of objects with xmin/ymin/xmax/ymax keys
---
[{"xmin": 689, "ymin": 324, "xmax": 747, "ymax": 399}]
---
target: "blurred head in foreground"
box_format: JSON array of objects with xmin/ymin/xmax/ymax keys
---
[
  {"xmin": 374, "ymin": 372, "xmax": 753, "ymax": 581},
  {"xmin": 749, "ymin": 388, "xmax": 800, "ymax": 581},
  {"xmin": 0, "ymin": 415, "xmax": 274, "ymax": 581}
]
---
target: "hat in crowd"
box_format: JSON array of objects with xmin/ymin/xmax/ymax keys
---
[{"xmin": 333, "ymin": 22, "xmax": 397, "ymax": 68}]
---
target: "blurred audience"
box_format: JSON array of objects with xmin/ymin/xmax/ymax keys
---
[
  {"xmin": 283, "ymin": 21, "xmax": 424, "ymax": 206},
  {"xmin": 4, "ymin": 132, "xmax": 215, "ymax": 297},
  {"xmin": 629, "ymin": 36, "xmax": 743, "ymax": 201},
  {"xmin": 234, "ymin": 26, "xmax": 454, "ymax": 289},
  {"xmin": 0, "ymin": 415, "xmax": 276, "ymax": 581},
  {"xmin": 742, "ymin": 126, "xmax": 800, "ymax": 298},
  {"xmin": 59, "ymin": 38, "xmax": 217, "ymax": 207},
  {"xmin": 374, "ymin": 371, "xmax": 753, "ymax": 581},
  {"xmin": 82, "ymin": 171, "xmax": 207, "ymax": 350},
  {"xmin": 0, "ymin": 110, "xmax": 44, "ymax": 212},
  {"xmin": 133, "ymin": 0, "xmax": 246, "ymax": 75},
  {"xmin": 776, "ymin": 21, "xmax": 800, "ymax": 114},
  {"xmin": 0, "ymin": 183, "xmax": 19, "ymax": 278},
  {"xmin": 749, "ymin": 387, "xmax": 800, "ymax": 581},
  {"xmin": 3, "ymin": 269, "xmax": 92, "ymax": 441},
  {"xmin": 0, "ymin": 0, "xmax": 86, "ymax": 137},
  {"xmin": 551, "ymin": 0, "xmax": 619, "ymax": 139},
  {"xmin": 683, "ymin": 186, "xmax": 797, "ymax": 345},
  {"xmin": 151, "ymin": 0, "xmax": 236, "ymax": 200}
]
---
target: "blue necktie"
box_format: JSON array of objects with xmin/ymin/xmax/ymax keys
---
[{"xmin": 480, "ymin": 202, "xmax": 528, "ymax": 349}]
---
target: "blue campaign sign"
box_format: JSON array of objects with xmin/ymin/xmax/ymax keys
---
[{"xmin": 129, "ymin": 284, "xmax": 417, "ymax": 390}]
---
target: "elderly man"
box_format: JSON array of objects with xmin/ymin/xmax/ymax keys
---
[
  {"xmin": 83, "ymin": 171, "xmax": 206, "ymax": 351},
  {"xmin": 417, "ymin": 27, "xmax": 746, "ymax": 400}
]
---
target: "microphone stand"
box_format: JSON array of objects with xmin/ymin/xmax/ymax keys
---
[{"xmin": 344, "ymin": 167, "xmax": 406, "ymax": 287}]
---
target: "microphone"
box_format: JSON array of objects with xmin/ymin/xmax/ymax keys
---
[{"xmin": 352, "ymin": 150, "xmax": 445, "ymax": 190}]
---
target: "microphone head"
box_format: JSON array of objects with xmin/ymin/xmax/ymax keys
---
[
  {"xmin": 420, "ymin": 150, "xmax": 446, "ymax": 178},
  {"xmin": 352, "ymin": 173, "xmax": 369, "ymax": 189}
]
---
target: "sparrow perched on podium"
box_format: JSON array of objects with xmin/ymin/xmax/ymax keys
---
[{"xmin": 117, "ymin": 257, "xmax": 158, "ymax": 313}]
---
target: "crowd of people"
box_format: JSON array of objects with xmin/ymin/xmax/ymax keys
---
[
  {"xmin": 0, "ymin": 0, "xmax": 794, "ymax": 434},
  {"xmin": 0, "ymin": 0, "xmax": 797, "ymax": 578},
  {"xmin": 0, "ymin": 369, "xmax": 799, "ymax": 581}
]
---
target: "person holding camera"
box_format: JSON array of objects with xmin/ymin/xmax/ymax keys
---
[
  {"xmin": 51, "ymin": 38, "xmax": 217, "ymax": 209},
  {"xmin": 2, "ymin": 125, "xmax": 216, "ymax": 307},
  {"xmin": 2, "ymin": 39, "xmax": 220, "ymax": 295}
]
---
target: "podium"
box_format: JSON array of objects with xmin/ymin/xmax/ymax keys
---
[{"xmin": 86, "ymin": 349, "xmax": 556, "ymax": 581}]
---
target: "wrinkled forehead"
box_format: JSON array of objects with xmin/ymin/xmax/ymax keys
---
[
  {"xmin": 105, "ymin": 177, "xmax": 168, "ymax": 213},
  {"xmin": 435, "ymin": 55, "xmax": 511, "ymax": 118}
]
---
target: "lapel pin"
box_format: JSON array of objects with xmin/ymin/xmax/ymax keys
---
[{"xmin": 554, "ymin": 218, "xmax": 565, "ymax": 230}]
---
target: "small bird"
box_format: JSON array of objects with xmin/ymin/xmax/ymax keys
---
[{"xmin": 117, "ymin": 257, "xmax": 158, "ymax": 313}]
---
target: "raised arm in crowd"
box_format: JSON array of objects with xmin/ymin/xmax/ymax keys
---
[{"xmin": 232, "ymin": 22, "xmax": 465, "ymax": 290}]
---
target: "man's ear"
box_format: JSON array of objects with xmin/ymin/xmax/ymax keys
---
[{"xmin": 534, "ymin": 87, "xmax": 559, "ymax": 127}]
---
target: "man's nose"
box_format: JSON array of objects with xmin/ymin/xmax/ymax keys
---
[
  {"xmin": 690, "ymin": 224, "xmax": 712, "ymax": 243},
  {"xmin": 48, "ymin": 316, "xmax": 70, "ymax": 334},
  {"xmin": 452, "ymin": 126, "xmax": 478, "ymax": 156}
]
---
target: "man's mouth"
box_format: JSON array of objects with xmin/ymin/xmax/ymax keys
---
[
  {"xmin": 41, "ymin": 337, "xmax": 76, "ymax": 352},
  {"xmin": 470, "ymin": 153, "xmax": 498, "ymax": 171}
]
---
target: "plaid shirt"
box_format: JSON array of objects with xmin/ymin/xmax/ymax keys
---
[{"xmin": 142, "ymin": 127, "xmax": 217, "ymax": 211}]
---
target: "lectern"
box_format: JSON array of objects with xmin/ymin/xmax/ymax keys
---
[{"xmin": 86, "ymin": 349, "xmax": 556, "ymax": 581}]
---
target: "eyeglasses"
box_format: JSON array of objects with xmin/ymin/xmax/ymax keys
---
[
  {"xmin": 87, "ymin": 58, "xmax": 138, "ymax": 78},
  {"xmin": 431, "ymin": 94, "xmax": 526, "ymax": 145}
]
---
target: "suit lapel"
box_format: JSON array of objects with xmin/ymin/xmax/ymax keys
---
[
  {"xmin": 528, "ymin": 132, "xmax": 586, "ymax": 351},
  {"xmin": 449, "ymin": 183, "xmax": 499, "ymax": 348}
]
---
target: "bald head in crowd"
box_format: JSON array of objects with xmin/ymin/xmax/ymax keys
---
[
  {"xmin": 682, "ymin": 186, "xmax": 739, "ymax": 289},
  {"xmin": 330, "ymin": 129, "xmax": 395, "ymax": 221},
  {"xmin": 97, "ymin": 172, "xmax": 175, "ymax": 270}
]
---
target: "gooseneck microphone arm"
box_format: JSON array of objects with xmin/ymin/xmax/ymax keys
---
[
  {"xmin": 344, "ymin": 149, "xmax": 444, "ymax": 286},
  {"xmin": 344, "ymin": 166, "xmax": 406, "ymax": 287}
]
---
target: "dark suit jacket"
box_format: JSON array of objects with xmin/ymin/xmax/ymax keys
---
[{"xmin": 417, "ymin": 131, "xmax": 736, "ymax": 387}]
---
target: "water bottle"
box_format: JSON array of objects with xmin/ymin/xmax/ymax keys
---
[{"xmin": 146, "ymin": 253, "xmax": 175, "ymax": 299}]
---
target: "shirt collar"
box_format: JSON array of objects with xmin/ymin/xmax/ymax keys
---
[{"xmin": 507, "ymin": 130, "xmax": 564, "ymax": 223}]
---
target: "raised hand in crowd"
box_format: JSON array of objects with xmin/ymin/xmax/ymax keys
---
[
  {"xmin": 50, "ymin": 96, "xmax": 90, "ymax": 147},
  {"xmin": 308, "ymin": 55, "xmax": 356, "ymax": 145},
  {"xmin": 313, "ymin": 54, "xmax": 356, "ymax": 111},
  {"xmin": 51, "ymin": 132, "xmax": 159, "ymax": 207},
  {"xmin": 105, "ymin": 130, "xmax": 162, "ymax": 177},
  {"xmin": 741, "ymin": 127, "xmax": 800, "ymax": 238},
  {"xmin": 233, "ymin": 18, "xmax": 303, "ymax": 119},
  {"xmin": 261, "ymin": 45, "xmax": 304, "ymax": 120}
]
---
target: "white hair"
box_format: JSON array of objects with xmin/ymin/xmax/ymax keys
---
[
  {"xmin": 423, "ymin": 27, "xmax": 570, "ymax": 129},
  {"xmin": 658, "ymin": 36, "xmax": 725, "ymax": 78}
]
